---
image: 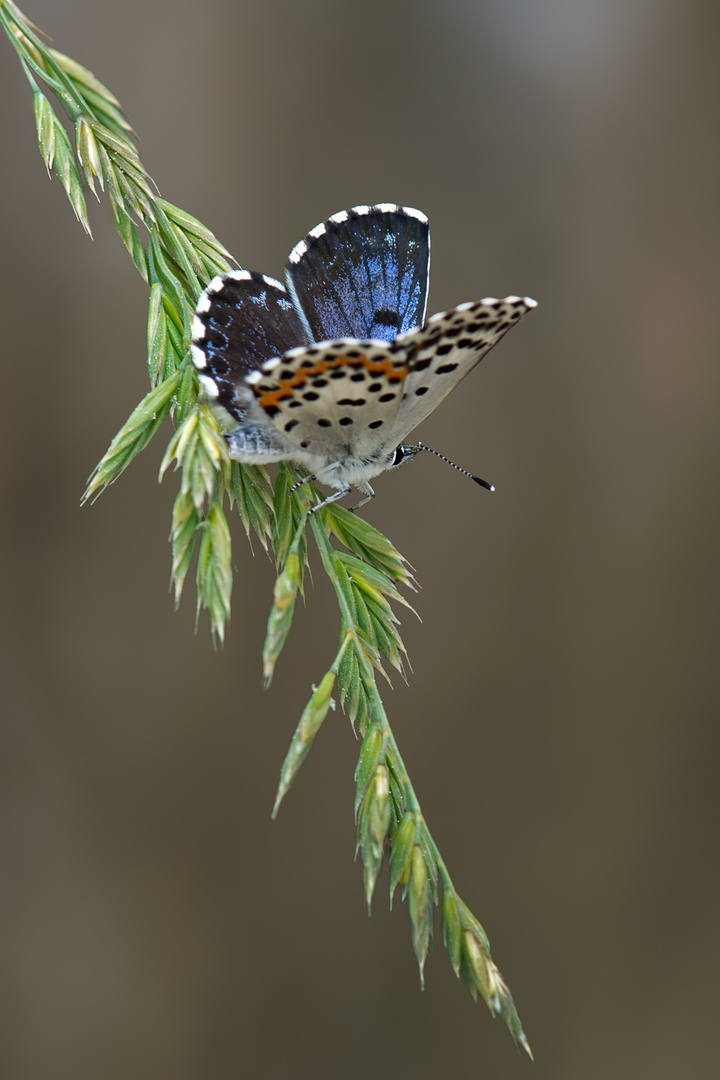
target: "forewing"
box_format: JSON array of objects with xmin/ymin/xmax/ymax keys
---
[
  {"xmin": 192, "ymin": 270, "xmax": 309, "ymax": 422},
  {"xmin": 245, "ymin": 338, "xmax": 410, "ymax": 460},
  {"xmin": 386, "ymin": 296, "xmax": 538, "ymax": 443},
  {"xmin": 285, "ymin": 204, "xmax": 430, "ymax": 343}
]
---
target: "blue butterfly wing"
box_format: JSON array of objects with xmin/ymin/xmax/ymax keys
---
[{"xmin": 284, "ymin": 204, "xmax": 430, "ymax": 344}]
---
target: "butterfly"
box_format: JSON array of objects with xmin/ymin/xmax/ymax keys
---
[{"xmin": 191, "ymin": 203, "xmax": 536, "ymax": 510}]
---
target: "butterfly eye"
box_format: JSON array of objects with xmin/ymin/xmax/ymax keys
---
[{"xmin": 390, "ymin": 444, "xmax": 421, "ymax": 469}]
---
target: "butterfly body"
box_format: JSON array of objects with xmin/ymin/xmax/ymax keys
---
[{"xmin": 192, "ymin": 204, "xmax": 536, "ymax": 508}]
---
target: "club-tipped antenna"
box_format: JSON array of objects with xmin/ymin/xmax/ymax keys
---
[{"xmin": 413, "ymin": 442, "xmax": 494, "ymax": 492}]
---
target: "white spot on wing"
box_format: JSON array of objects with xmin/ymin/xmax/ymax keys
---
[
  {"xmin": 374, "ymin": 202, "xmax": 399, "ymax": 213},
  {"xmin": 328, "ymin": 210, "xmax": 349, "ymax": 224},
  {"xmin": 262, "ymin": 357, "xmax": 281, "ymax": 372},
  {"xmin": 288, "ymin": 240, "xmax": 307, "ymax": 264},
  {"xmin": 524, "ymin": 296, "xmax": 538, "ymax": 308},
  {"xmin": 229, "ymin": 270, "xmax": 252, "ymax": 281},
  {"xmin": 199, "ymin": 375, "xmax": 219, "ymax": 397},
  {"xmin": 480, "ymin": 297, "xmax": 499, "ymax": 305},
  {"xmin": 309, "ymin": 223, "xmax": 326, "ymax": 239},
  {"xmin": 246, "ymin": 371, "xmax": 262, "ymax": 385},
  {"xmin": 207, "ymin": 274, "xmax": 225, "ymax": 294},
  {"xmin": 260, "ymin": 274, "xmax": 286, "ymax": 292},
  {"xmin": 192, "ymin": 315, "xmax": 206, "ymax": 341},
  {"xmin": 401, "ymin": 206, "xmax": 428, "ymax": 224},
  {"xmin": 195, "ymin": 295, "xmax": 211, "ymax": 314},
  {"xmin": 191, "ymin": 343, "xmax": 207, "ymax": 369},
  {"xmin": 351, "ymin": 204, "xmax": 371, "ymax": 216}
]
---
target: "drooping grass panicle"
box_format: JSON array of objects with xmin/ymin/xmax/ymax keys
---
[{"xmin": 1, "ymin": 1, "xmax": 531, "ymax": 1055}]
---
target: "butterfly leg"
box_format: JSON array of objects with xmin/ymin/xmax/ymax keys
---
[
  {"xmin": 307, "ymin": 480, "xmax": 376, "ymax": 513},
  {"xmin": 309, "ymin": 485, "xmax": 353, "ymax": 514},
  {"xmin": 289, "ymin": 472, "xmax": 317, "ymax": 496},
  {"xmin": 348, "ymin": 483, "xmax": 375, "ymax": 511},
  {"xmin": 288, "ymin": 468, "xmax": 355, "ymax": 513}
]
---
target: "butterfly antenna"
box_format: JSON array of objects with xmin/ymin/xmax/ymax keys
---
[{"xmin": 414, "ymin": 443, "xmax": 494, "ymax": 492}]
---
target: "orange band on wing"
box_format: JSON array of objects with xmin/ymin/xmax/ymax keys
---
[{"xmin": 255, "ymin": 353, "xmax": 407, "ymax": 412}]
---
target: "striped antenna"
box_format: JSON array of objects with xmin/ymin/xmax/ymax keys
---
[{"xmin": 412, "ymin": 442, "xmax": 494, "ymax": 492}]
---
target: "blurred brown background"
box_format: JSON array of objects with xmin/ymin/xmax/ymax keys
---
[{"xmin": 1, "ymin": 1, "xmax": 719, "ymax": 1077}]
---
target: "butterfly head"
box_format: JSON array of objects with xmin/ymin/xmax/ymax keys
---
[{"xmin": 387, "ymin": 443, "xmax": 424, "ymax": 470}]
